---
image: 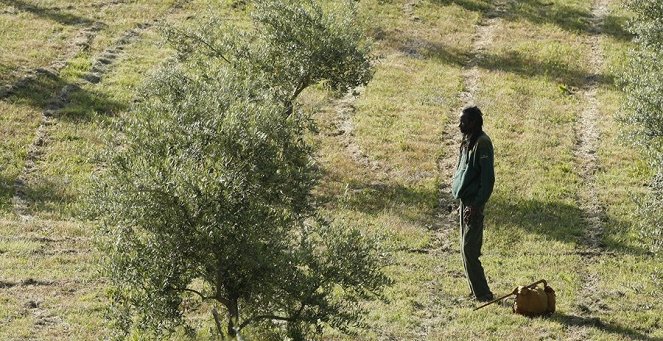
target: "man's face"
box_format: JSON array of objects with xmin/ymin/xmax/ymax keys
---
[{"xmin": 459, "ymin": 114, "xmax": 475, "ymax": 134}]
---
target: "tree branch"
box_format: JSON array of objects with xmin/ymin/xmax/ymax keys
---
[
  {"xmin": 216, "ymin": 295, "xmax": 232, "ymax": 308},
  {"xmin": 212, "ymin": 308, "xmax": 225, "ymax": 338},
  {"xmin": 290, "ymin": 75, "xmax": 310, "ymax": 104},
  {"xmin": 133, "ymin": 187, "xmax": 197, "ymax": 232},
  {"xmin": 174, "ymin": 29, "xmax": 232, "ymax": 64},
  {"xmin": 169, "ymin": 286, "xmax": 213, "ymax": 301},
  {"xmin": 239, "ymin": 301, "xmax": 307, "ymax": 330},
  {"xmin": 280, "ymin": 75, "xmax": 310, "ymax": 118}
]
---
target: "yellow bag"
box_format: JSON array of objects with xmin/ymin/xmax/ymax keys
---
[{"xmin": 512, "ymin": 281, "xmax": 556, "ymax": 317}]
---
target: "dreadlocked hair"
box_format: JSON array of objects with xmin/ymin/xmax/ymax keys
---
[{"xmin": 461, "ymin": 106, "xmax": 484, "ymax": 151}]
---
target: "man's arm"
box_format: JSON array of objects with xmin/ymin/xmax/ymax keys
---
[{"xmin": 471, "ymin": 139, "xmax": 494, "ymax": 207}]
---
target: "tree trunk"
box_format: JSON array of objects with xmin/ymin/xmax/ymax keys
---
[
  {"xmin": 227, "ymin": 298, "xmax": 239, "ymax": 338},
  {"xmin": 212, "ymin": 308, "xmax": 224, "ymax": 338}
]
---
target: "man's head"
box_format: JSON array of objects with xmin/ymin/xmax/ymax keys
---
[{"xmin": 459, "ymin": 106, "xmax": 483, "ymax": 135}]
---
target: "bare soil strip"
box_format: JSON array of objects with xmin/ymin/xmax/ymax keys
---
[
  {"xmin": 332, "ymin": 90, "xmax": 389, "ymax": 174},
  {"xmin": 10, "ymin": 2, "xmax": 187, "ymax": 218},
  {"xmin": 403, "ymin": 0, "xmax": 421, "ymax": 21},
  {"xmin": 411, "ymin": 2, "xmax": 509, "ymax": 337},
  {"xmin": 332, "ymin": 0, "xmax": 432, "ymax": 179},
  {"xmin": 1, "ymin": 0, "xmax": 188, "ymax": 98},
  {"xmin": 10, "ymin": 29, "xmax": 100, "ymax": 218},
  {"xmin": 0, "ymin": 23, "xmax": 102, "ymax": 100},
  {"xmin": 437, "ymin": 0, "xmax": 508, "ymax": 245},
  {"xmin": 10, "ymin": 0, "xmax": 191, "ymax": 219},
  {"xmin": 0, "ymin": 0, "xmax": 153, "ymax": 98},
  {"xmin": 576, "ymin": 0, "xmax": 609, "ymax": 251},
  {"xmin": 457, "ymin": 1, "xmax": 508, "ymax": 106},
  {"xmin": 83, "ymin": 22, "xmax": 152, "ymax": 84},
  {"xmin": 568, "ymin": 0, "xmax": 610, "ymax": 339},
  {"xmin": 84, "ymin": 0, "xmax": 188, "ymax": 85},
  {"xmin": 4, "ymin": 4, "xmax": 190, "ymax": 334}
]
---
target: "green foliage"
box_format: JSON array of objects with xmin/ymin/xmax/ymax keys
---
[
  {"xmin": 622, "ymin": 0, "xmax": 663, "ymax": 253},
  {"xmin": 88, "ymin": 0, "xmax": 387, "ymax": 339},
  {"xmin": 164, "ymin": 0, "xmax": 373, "ymax": 108},
  {"xmin": 624, "ymin": 0, "xmax": 663, "ymax": 50},
  {"xmin": 251, "ymin": 0, "xmax": 373, "ymax": 97}
]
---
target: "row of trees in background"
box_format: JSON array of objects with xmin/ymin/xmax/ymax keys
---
[
  {"xmin": 622, "ymin": 0, "xmax": 663, "ymax": 253},
  {"xmin": 88, "ymin": 0, "xmax": 388, "ymax": 339}
]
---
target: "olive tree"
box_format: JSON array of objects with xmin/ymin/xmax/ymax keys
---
[
  {"xmin": 622, "ymin": 0, "xmax": 663, "ymax": 253},
  {"xmin": 167, "ymin": 0, "xmax": 372, "ymax": 108},
  {"xmin": 89, "ymin": 1, "xmax": 388, "ymax": 339}
]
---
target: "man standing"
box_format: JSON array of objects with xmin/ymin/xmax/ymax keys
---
[{"xmin": 451, "ymin": 106, "xmax": 495, "ymax": 302}]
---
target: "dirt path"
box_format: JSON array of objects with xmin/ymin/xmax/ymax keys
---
[
  {"xmin": 6, "ymin": 2, "xmax": 189, "ymax": 338},
  {"xmin": 0, "ymin": 0, "xmax": 147, "ymax": 99},
  {"xmin": 568, "ymin": 0, "xmax": 610, "ymax": 339},
  {"xmin": 458, "ymin": 1, "xmax": 508, "ymax": 106},
  {"xmin": 11, "ymin": 1, "xmax": 186, "ymax": 218},
  {"xmin": 11, "ymin": 23, "xmax": 151, "ymax": 218},
  {"xmin": 0, "ymin": 23, "xmax": 102, "ymax": 100},
  {"xmin": 403, "ymin": 0, "xmax": 421, "ymax": 21},
  {"xmin": 9, "ymin": 22, "xmax": 100, "ymax": 218},
  {"xmin": 408, "ymin": 1, "xmax": 510, "ymax": 337},
  {"xmin": 332, "ymin": 90, "xmax": 389, "ymax": 174},
  {"xmin": 332, "ymin": 0, "xmax": 433, "ymax": 178},
  {"xmin": 436, "ymin": 0, "xmax": 509, "ymax": 251}
]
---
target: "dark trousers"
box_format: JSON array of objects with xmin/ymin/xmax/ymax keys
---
[{"xmin": 460, "ymin": 202, "xmax": 491, "ymax": 298}]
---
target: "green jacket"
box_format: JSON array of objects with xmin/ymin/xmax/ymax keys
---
[{"xmin": 451, "ymin": 132, "xmax": 494, "ymax": 207}]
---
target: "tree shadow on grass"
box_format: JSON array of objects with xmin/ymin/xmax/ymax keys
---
[
  {"xmin": 489, "ymin": 195, "xmax": 650, "ymax": 256},
  {"xmin": 475, "ymin": 49, "xmax": 614, "ymax": 88},
  {"xmin": 430, "ymin": 0, "xmax": 493, "ymax": 13},
  {"xmin": 0, "ymin": 63, "xmax": 17, "ymax": 86},
  {"xmin": 430, "ymin": 0, "xmax": 632, "ymax": 41},
  {"xmin": 1, "ymin": 74, "xmax": 122, "ymax": 218},
  {"xmin": 502, "ymin": 0, "xmax": 593, "ymax": 34},
  {"xmin": 501, "ymin": 0, "xmax": 632, "ymax": 42},
  {"xmin": 19, "ymin": 175, "xmax": 79, "ymax": 218},
  {"xmin": 393, "ymin": 37, "xmax": 614, "ymax": 89},
  {"xmin": 5, "ymin": 69, "xmax": 125, "ymax": 122},
  {"xmin": 490, "ymin": 196, "xmax": 584, "ymax": 245},
  {"xmin": 0, "ymin": 0, "xmax": 96, "ymax": 27},
  {"xmin": 0, "ymin": 172, "xmax": 76, "ymax": 218},
  {"xmin": 602, "ymin": 13, "xmax": 632, "ymax": 42},
  {"xmin": 0, "ymin": 173, "xmax": 16, "ymax": 214},
  {"xmin": 550, "ymin": 312, "xmax": 660, "ymax": 341},
  {"xmin": 316, "ymin": 171, "xmax": 440, "ymax": 227},
  {"xmin": 316, "ymin": 172, "xmax": 652, "ymax": 256}
]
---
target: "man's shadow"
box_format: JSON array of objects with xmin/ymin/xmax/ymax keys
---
[{"xmin": 550, "ymin": 312, "xmax": 661, "ymax": 341}]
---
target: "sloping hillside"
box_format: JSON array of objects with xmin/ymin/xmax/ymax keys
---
[{"xmin": 0, "ymin": 0, "xmax": 660, "ymax": 339}]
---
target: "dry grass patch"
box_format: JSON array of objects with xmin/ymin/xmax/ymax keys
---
[
  {"xmin": 0, "ymin": 1, "xmax": 78, "ymax": 85},
  {"xmin": 0, "ymin": 218, "xmax": 105, "ymax": 340},
  {"xmin": 0, "ymin": 101, "xmax": 42, "ymax": 214}
]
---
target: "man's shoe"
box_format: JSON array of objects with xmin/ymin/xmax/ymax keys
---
[{"xmin": 476, "ymin": 293, "xmax": 494, "ymax": 302}]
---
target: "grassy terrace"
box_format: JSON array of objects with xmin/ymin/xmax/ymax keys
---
[{"xmin": 1, "ymin": 0, "xmax": 661, "ymax": 339}]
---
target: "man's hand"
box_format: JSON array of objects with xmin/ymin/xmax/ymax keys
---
[{"xmin": 463, "ymin": 205, "xmax": 476, "ymax": 226}]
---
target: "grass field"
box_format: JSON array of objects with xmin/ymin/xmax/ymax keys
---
[{"xmin": 1, "ymin": 0, "xmax": 661, "ymax": 340}]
